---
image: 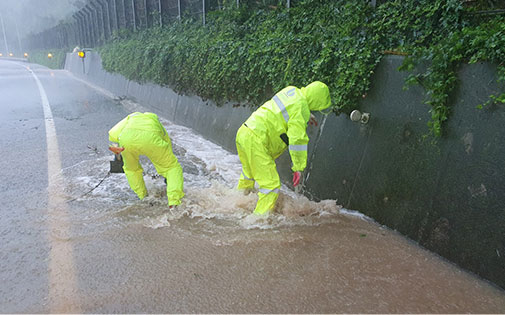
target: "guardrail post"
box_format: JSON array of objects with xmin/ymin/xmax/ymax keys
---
[
  {"xmin": 83, "ymin": 6, "xmax": 96, "ymax": 47},
  {"xmin": 73, "ymin": 14, "xmax": 82, "ymax": 47},
  {"xmin": 0, "ymin": 12, "xmax": 9, "ymax": 54},
  {"xmin": 109, "ymin": 0, "xmax": 119, "ymax": 31},
  {"xmin": 90, "ymin": 1, "xmax": 104, "ymax": 43},
  {"xmin": 116, "ymin": 0, "xmax": 127, "ymax": 30},
  {"xmin": 158, "ymin": 0, "xmax": 163, "ymax": 26},
  {"xmin": 78, "ymin": 11, "xmax": 90, "ymax": 47},
  {"xmin": 97, "ymin": 0, "xmax": 112, "ymax": 39},
  {"xmin": 203, "ymin": 0, "xmax": 206, "ymax": 25},
  {"xmin": 131, "ymin": 0, "xmax": 137, "ymax": 30},
  {"xmin": 143, "ymin": 0, "xmax": 148, "ymax": 28},
  {"xmin": 178, "ymin": 0, "xmax": 181, "ymax": 20}
]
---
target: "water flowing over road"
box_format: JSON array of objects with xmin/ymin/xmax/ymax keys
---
[{"xmin": 1, "ymin": 60, "xmax": 504, "ymax": 313}]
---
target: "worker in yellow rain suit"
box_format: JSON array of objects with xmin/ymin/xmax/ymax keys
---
[
  {"xmin": 236, "ymin": 81, "xmax": 331, "ymax": 215},
  {"xmin": 108, "ymin": 112, "xmax": 184, "ymax": 207}
]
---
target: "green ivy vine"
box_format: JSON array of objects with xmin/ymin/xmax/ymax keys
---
[
  {"xmin": 98, "ymin": 0, "xmax": 505, "ymax": 137},
  {"xmin": 399, "ymin": 10, "xmax": 505, "ymax": 136}
]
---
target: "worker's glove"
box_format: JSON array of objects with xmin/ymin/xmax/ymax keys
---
[
  {"xmin": 292, "ymin": 171, "xmax": 302, "ymax": 187},
  {"xmin": 308, "ymin": 113, "xmax": 318, "ymax": 126},
  {"xmin": 109, "ymin": 146, "xmax": 124, "ymax": 155}
]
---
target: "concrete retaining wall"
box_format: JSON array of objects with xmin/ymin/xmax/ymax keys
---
[{"xmin": 65, "ymin": 52, "xmax": 505, "ymax": 289}]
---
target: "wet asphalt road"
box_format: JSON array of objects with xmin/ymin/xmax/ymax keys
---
[
  {"xmin": 1, "ymin": 59, "xmax": 505, "ymax": 313},
  {"xmin": 0, "ymin": 60, "xmax": 128, "ymax": 312}
]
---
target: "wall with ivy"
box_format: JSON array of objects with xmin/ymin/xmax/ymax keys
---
[
  {"xmin": 66, "ymin": 50, "xmax": 505, "ymax": 289},
  {"xmin": 85, "ymin": 0, "xmax": 505, "ymax": 288},
  {"xmin": 305, "ymin": 56, "xmax": 505, "ymax": 290},
  {"xmin": 98, "ymin": 0, "xmax": 505, "ymax": 137}
]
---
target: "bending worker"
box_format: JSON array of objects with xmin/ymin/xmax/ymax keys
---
[
  {"xmin": 108, "ymin": 112, "xmax": 184, "ymax": 207},
  {"xmin": 236, "ymin": 81, "xmax": 331, "ymax": 215}
]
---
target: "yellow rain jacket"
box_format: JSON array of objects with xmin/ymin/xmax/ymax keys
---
[
  {"xmin": 236, "ymin": 81, "xmax": 331, "ymax": 214},
  {"xmin": 109, "ymin": 112, "xmax": 184, "ymax": 206}
]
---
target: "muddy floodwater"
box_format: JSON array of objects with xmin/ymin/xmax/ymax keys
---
[{"xmin": 5, "ymin": 113, "xmax": 505, "ymax": 313}]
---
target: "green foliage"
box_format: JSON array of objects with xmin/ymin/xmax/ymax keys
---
[
  {"xmin": 27, "ymin": 49, "xmax": 68, "ymax": 69},
  {"xmin": 465, "ymin": 0, "xmax": 505, "ymax": 10},
  {"xmin": 400, "ymin": 13, "xmax": 505, "ymax": 136},
  {"xmin": 98, "ymin": 0, "xmax": 505, "ymax": 136},
  {"xmin": 100, "ymin": 0, "xmax": 381, "ymax": 112}
]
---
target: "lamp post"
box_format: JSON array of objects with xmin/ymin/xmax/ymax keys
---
[{"xmin": 0, "ymin": 12, "xmax": 9, "ymax": 55}]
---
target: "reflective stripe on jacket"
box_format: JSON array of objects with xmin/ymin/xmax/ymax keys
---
[{"xmin": 244, "ymin": 86, "xmax": 310, "ymax": 172}]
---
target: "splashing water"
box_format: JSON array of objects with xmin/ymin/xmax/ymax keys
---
[{"xmin": 57, "ymin": 113, "xmax": 346, "ymax": 234}]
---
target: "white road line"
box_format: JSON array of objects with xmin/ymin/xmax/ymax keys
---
[{"xmin": 24, "ymin": 65, "xmax": 80, "ymax": 312}]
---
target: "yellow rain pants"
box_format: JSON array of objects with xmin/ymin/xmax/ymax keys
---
[
  {"xmin": 236, "ymin": 81, "xmax": 331, "ymax": 214},
  {"xmin": 109, "ymin": 112, "xmax": 184, "ymax": 206},
  {"xmin": 236, "ymin": 125, "xmax": 280, "ymax": 215}
]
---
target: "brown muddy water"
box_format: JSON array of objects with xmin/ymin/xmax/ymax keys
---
[{"xmin": 35, "ymin": 120, "xmax": 504, "ymax": 313}]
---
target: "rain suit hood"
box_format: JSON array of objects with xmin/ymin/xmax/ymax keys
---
[{"xmin": 301, "ymin": 81, "xmax": 331, "ymax": 111}]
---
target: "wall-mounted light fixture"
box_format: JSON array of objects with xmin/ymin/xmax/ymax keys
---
[{"xmin": 350, "ymin": 110, "xmax": 370, "ymax": 124}]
